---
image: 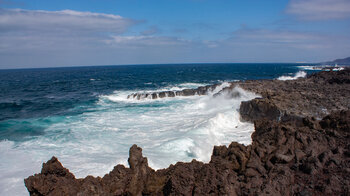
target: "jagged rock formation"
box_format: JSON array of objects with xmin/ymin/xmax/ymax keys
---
[
  {"xmin": 25, "ymin": 70, "xmax": 350, "ymax": 195},
  {"xmin": 235, "ymin": 69, "xmax": 350, "ymax": 121},
  {"xmin": 127, "ymin": 84, "xmax": 219, "ymax": 100},
  {"xmin": 239, "ymin": 98, "xmax": 281, "ymax": 122}
]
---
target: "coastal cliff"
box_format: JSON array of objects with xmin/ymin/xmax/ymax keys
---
[{"xmin": 25, "ymin": 69, "xmax": 350, "ymax": 196}]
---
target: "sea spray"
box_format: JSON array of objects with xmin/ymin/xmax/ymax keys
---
[
  {"xmin": 0, "ymin": 85, "xmax": 258, "ymax": 195},
  {"xmin": 277, "ymin": 71, "xmax": 307, "ymax": 80}
]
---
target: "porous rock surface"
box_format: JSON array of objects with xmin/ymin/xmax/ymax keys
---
[
  {"xmin": 236, "ymin": 69, "xmax": 350, "ymax": 121},
  {"xmin": 25, "ymin": 70, "xmax": 350, "ymax": 195}
]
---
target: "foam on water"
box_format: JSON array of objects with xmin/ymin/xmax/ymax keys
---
[
  {"xmin": 101, "ymin": 82, "xmax": 209, "ymax": 103},
  {"xmin": 277, "ymin": 71, "xmax": 307, "ymax": 81},
  {"xmin": 0, "ymin": 83, "xmax": 258, "ymax": 195},
  {"xmin": 298, "ymin": 65, "xmax": 345, "ymax": 71},
  {"xmin": 297, "ymin": 65, "xmax": 323, "ymax": 71}
]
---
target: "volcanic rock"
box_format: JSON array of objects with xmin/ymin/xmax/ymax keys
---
[
  {"xmin": 127, "ymin": 84, "xmax": 219, "ymax": 100},
  {"xmin": 240, "ymin": 98, "xmax": 281, "ymax": 122},
  {"xmin": 25, "ymin": 69, "xmax": 350, "ymax": 195},
  {"xmin": 235, "ymin": 69, "xmax": 350, "ymax": 122}
]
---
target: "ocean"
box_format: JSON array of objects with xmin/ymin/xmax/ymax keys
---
[{"xmin": 0, "ymin": 63, "xmax": 317, "ymax": 195}]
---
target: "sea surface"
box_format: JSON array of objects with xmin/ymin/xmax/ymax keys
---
[{"xmin": 0, "ymin": 63, "xmax": 318, "ymax": 195}]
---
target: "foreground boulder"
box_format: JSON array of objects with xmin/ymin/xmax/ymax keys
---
[
  {"xmin": 24, "ymin": 157, "xmax": 80, "ymax": 195},
  {"xmin": 25, "ymin": 110, "xmax": 350, "ymax": 195}
]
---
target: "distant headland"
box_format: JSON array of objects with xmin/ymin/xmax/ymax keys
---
[{"xmin": 321, "ymin": 56, "xmax": 350, "ymax": 66}]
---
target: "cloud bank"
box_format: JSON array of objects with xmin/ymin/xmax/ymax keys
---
[
  {"xmin": 0, "ymin": 9, "xmax": 136, "ymax": 53},
  {"xmin": 0, "ymin": 9, "xmax": 134, "ymax": 33},
  {"xmin": 286, "ymin": 0, "xmax": 350, "ymax": 20},
  {"xmin": 0, "ymin": 8, "xmax": 350, "ymax": 68}
]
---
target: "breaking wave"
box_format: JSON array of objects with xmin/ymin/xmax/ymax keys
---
[
  {"xmin": 0, "ymin": 83, "xmax": 258, "ymax": 195},
  {"xmin": 277, "ymin": 71, "xmax": 307, "ymax": 81}
]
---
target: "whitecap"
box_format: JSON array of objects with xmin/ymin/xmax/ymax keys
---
[
  {"xmin": 277, "ymin": 71, "xmax": 307, "ymax": 81},
  {"xmin": 297, "ymin": 65, "xmax": 323, "ymax": 70}
]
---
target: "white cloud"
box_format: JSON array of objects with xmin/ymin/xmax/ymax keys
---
[
  {"xmin": 107, "ymin": 35, "xmax": 191, "ymax": 47},
  {"xmin": 199, "ymin": 27, "xmax": 350, "ymax": 63},
  {"xmin": 0, "ymin": 8, "xmax": 141, "ymax": 62},
  {"xmin": 230, "ymin": 28, "xmax": 327, "ymax": 49},
  {"xmin": 0, "ymin": 8, "xmax": 349, "ymax": 68},
  {"xmin": 286, "ymin": 0, "xmax": 350, "ymax": 20},
  {"xmin": 0, "ymin": 9, "xmax": 135, "ymax": 35},
  {"xmin": 0, "ymin": 9, "xmax": 201, "ymax": 68}
]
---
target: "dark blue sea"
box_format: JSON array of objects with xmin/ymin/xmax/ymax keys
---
[{"xmin": 0, "ymin": 63, "xmax": 318, "ymax": 194}]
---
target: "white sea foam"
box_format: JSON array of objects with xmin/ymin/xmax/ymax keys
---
[
  {"xmin": 0, "ymin": 84, "xmax": 258, "ymax": 195},
  {"xmin": 100, "ymin": 82, "xmax": 209, "ymax": 103},
  {"xmin": 277, "ymin": 71, "xmax": 307, "ymax": 81},
  {"xmin": 298, "ymin": 65, "xmax": 345, "ymax": 71},
  {"xmin": 156, "ymin": 82, "xmax": 209, "ymax": 92},
  {"xmin": 297, "ymin": 65, "xmax": 323, "ymax": 71},
  {"xmin": 0, "ymin": 140, "xmax": 43, "ymax": 195},
  {"xmin": 333, "ymin": 67, "xmax": 345, "ymax": 71}
]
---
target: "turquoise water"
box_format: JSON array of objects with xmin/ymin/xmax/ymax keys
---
[{"xmin": 0, "ymin": 63, "xmax": 317, "ymax": 195}]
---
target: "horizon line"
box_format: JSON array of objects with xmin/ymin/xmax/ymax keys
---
[{"xmin": 0, "ymin": 62, "xmax": 318, "ymax": 71}]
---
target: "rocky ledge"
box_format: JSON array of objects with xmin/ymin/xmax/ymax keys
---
[
  {"xmin": 25, "ymin": 70, "xmax": 350, "ymax": 196},
  {"xmin": 236, "ymin": 69, "xmax": 350, "ymax": 121},
  {"xmin": 127, "ymin": 84, "xmax": 220, "ymax": 100}
]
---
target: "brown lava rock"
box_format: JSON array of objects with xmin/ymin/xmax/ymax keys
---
[{"xmin": 25, "ymin": 70, "xmax": 350, "ymax": 195}]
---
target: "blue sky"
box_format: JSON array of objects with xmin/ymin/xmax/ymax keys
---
[{"xmin": 0, "ymin": 0, "xmax": 350, "ymax": 68}]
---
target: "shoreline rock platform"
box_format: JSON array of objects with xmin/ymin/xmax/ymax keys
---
[{"xmin": 25, "ymin": 69, "xmax": 350, "ymax": 195}]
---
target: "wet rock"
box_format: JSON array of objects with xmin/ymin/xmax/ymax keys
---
[
  {"xmin": 151, "ymin": 93, "xmax": 157, "ymax": 99},
  {"xmin": 240, "ymin": 98, "xmax": 281, "ymax": 122},
  {"xmin": 127, "ymin": 84, "xmax": 220, "ymax": 100}
]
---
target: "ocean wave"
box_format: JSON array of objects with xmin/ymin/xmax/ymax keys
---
[
  {"xmin": 298, "ymin": 65, "xmax": 345, "ymax": 71},
  {"xmin": 99, "ymin": 82, "xmax": 211, "ymax": 103},
  {"xmin": 0, "ymin": 80, "xmax": 261, "ymax": 195},
  {"xmin": 123, "ymin": 82, "xmax": 231, "ymax": 101},
  {"xmin": 155, "ymin": 82, "xmax": 210, "ymax": 92},
  {"xmin": 94, "ymin": 85, "xmax": 258, "ymax": 168},
  {"xmin": 0, "ymin": 140, "xmax": 42, "ymax": 195},
  {"xmin": 0, "ymin": 85, "xmax": 259, "ymax": 195},
  {"xmin": 277, "ymin": 71, "xmax": 307, "ymax": 81},
  {"xmin": 297, "ymin": 65, "xmax": 323, "ymax": 71}
]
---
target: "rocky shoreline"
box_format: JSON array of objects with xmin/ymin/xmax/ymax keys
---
[{"xmin": 25, "ymin": 69, "xmax": 350, "ymax": 195}]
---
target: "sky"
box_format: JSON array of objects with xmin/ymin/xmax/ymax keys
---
[{"xmin": 0, "ymin": 0, "xmax": 350, "ymax": 68}]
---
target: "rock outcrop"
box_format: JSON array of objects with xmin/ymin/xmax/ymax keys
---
[
  {"xmin": 25, "ymin": 69, "xmax": 350, "ymax": 195},
  {"xmin": 239, "ymin": 98, "xmax": 281, "ymax": 122},
  {"xmin": 236, "ymin": 69, "xmax": 350, "ymax": 122},
  {"xmin": 127, "ymin": 84, "xmax": 220, "ymax": 100}
]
